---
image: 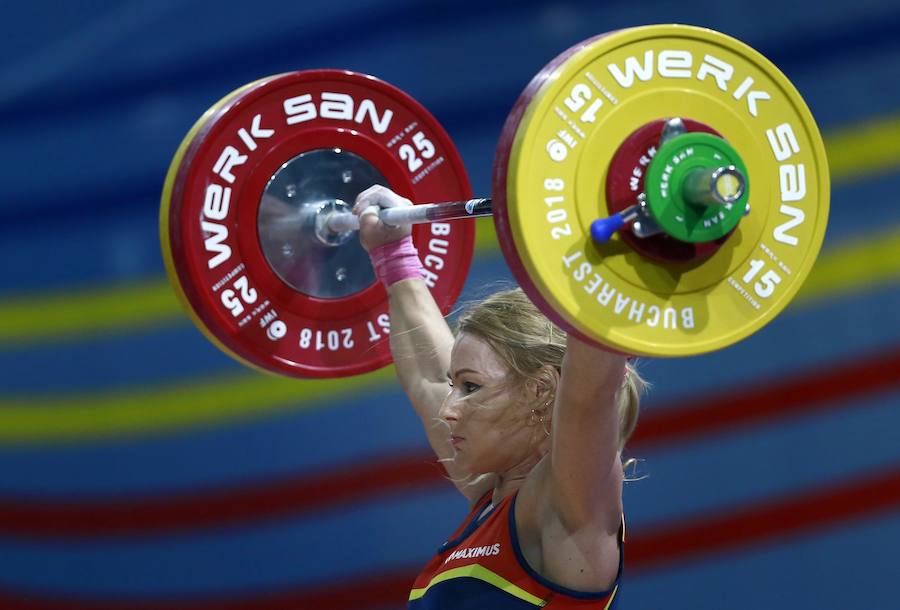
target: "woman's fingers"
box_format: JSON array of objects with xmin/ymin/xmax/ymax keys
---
[
  {"xmin": 353, "ymin": 184, "xmax": 412, "ymax": 214},
  {"xmin": 351, "ymin": 185, "xmax": 413, "ymax": 251}
]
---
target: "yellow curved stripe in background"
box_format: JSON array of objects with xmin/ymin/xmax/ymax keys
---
[
  {"xmin": 0, "ymin": 114, "xmax": 899, "ymax": 347},
  {"xmin": 0, "ymin": 366, "xmax": 393, "ymax": 444},
  {"xmin": 1, "ymin": 224, "xmax": 898, "ymax": 350},
  {"xmin": 0, "ymin": 229, "xmax": 897, "ymax": 445},
  {"xmin": 795, "ymin": 228, "xmax": 900, "ymax": 303},
  {"xmin": 825, "ymin": 113, "xmax": 900, "ymax": 182},
  {"xmin": 0, "ymin": 281, "xmax": 180, "ymax": 345}
]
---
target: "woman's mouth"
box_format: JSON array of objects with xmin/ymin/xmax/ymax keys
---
[{"xmin": 451, "ymin": 436, "xmax": 464, "ymax": 447}]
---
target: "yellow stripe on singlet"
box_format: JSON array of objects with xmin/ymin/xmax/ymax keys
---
[
  {"xmin": 408, "ymin": 564, "xmax": 547, "ymax": 606},
  {"xmin": 603, "ymin": 584, "xmax": 619, "ymax": 610}
]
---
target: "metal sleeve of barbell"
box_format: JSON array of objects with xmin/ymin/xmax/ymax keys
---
[{"xmin": 325, "ymin": 198, "xmax": 493, "ymax": 233}]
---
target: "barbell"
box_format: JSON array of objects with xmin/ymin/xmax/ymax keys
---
[{"xmin": 160, "ymin": 24, "xmax": 829, "ymax": 378}]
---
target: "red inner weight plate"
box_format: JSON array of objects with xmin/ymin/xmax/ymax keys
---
[
  {"xmin": 163, "ymin": 70, "xmax": 475, "ymax": 378},
  {"xmin": 606, "ymin": 119, "xmax": 727, "ymax": 263}
]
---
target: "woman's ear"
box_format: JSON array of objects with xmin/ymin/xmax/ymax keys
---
[{"xmin": 528, "ymin": 364, "xmax": 560, "ymax": 408}]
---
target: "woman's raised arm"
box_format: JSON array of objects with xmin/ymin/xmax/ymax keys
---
[
  {"xmin": 354, "ymin": 186, "xmax": 492, "ymax": 503},
  {"xmin": 546, "ymin": 336, "xmax": 628, "ymax": 531},
  {"xmin": 517, "ymin": 334, "xmax": 628, "ymax": 591}
]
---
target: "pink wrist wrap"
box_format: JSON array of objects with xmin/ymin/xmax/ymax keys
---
[{"xmin": 370, "ymin": 236, "xmax": 423, "ymax": 288}]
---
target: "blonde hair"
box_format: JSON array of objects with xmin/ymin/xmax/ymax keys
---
[{"xmin": 455, "ymin": 287, "xmax": 646, "ymax": 453}]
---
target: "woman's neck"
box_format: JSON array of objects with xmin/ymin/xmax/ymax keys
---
[{"xmin": 491, "ymin": 452, "xmax": 544, "ymax": 505}]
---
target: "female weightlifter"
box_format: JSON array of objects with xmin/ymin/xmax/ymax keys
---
[{"xmin": 353, "ymin": 185, "xmax": 646, "ymax": 609}]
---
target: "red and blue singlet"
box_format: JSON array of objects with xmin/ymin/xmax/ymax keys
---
[{"xmin": 408, "ymin": 491, "xmax": 623, "ymax": 609}]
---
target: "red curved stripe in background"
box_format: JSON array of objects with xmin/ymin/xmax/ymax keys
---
[
  {"xmin": 0, "ymin": 348, "xmax": 897, "ymax": 538},
  {"xmin": 629, "ymin": 347, "xmax": 900, "ymax": 447},
  {"xmin": 627, "ymin": 467, "xmax": 900, "ymax": 568},
  {"xmin": 0, "ymin": 466, "xmax": 897, "ymax": 609},
  {"xmin": 0, "ymin": 567, "xmax": 410, "ymax": 610},
  {"xmin": 0, "ymin": 452, "xmax": 446, "ymax": 538}
]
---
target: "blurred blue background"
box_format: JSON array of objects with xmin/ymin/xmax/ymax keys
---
[{"xmin": 1, "ymin": 1, "xmax": 899, "ymax": 608}]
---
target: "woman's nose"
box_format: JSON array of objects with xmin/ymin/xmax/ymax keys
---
[{"xmin": 438, "ymin": 395, "xmax": 461, "ymax": 422}]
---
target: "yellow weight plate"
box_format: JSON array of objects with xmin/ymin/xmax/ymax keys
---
[{"xmin": 493, "ymin": 25, "xmax": 829, "ymax": 356}]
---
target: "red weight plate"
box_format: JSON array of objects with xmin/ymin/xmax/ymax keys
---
[
  {"xmin": 606, "ymin": 119, "xmax": 730, "ymax": 263},
  {"xmin": 162, "ymin": 70, "xmax": 474, "ymax": 378}
]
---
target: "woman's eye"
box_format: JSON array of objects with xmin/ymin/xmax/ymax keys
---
[{"xmin": 447, "ymin": 378, "xmax": 480, "ymax": 394}]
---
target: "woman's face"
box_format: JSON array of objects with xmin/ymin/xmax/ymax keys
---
[{"xmin": 439, "ymin": 332, "xmax": 542, "ymax": 475}]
